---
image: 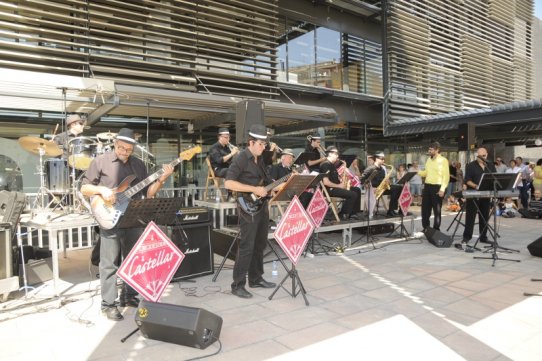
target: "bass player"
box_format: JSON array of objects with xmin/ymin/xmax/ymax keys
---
[{"xmin": 80, "ymin": 128, "xmax": 174, "ymax": 321}]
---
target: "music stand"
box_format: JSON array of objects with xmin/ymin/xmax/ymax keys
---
[
  {"xmin": 473, "ymin": 173, "xmax": 520, "ymax": 266},
  {"xmin": 352, "ymin": 168, "xmax": 381, "ymax": 249},
  {"xmin": 116, "ymin": 197, "xmax": 184, "ymax": 229},
  {"xmin": 270, "ymin": 174, "xmax": 318, "ymax": 203},
  {"xmin": 388, "ymin": 171, "xmax": 417, "ymax": 238},
  {"xmin": 294, "ymin": 152, "xmax": 318, "ymax": 168}
]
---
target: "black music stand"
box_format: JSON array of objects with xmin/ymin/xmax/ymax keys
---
[
  {"xmin": 294, "ymin": 152, "xmax": 318, "ymax": 168},
  {"xmin": 116, "ymin": 197, "xmax": 184, "ymax": 229},
  {"xmin": 270, "ymin": 174, "xmax": 318, "ymax": 203},
  {"xmin": 473, "ymin": 173, "xmax": 520, "ymax": 266},
  {"xmin": 387, "ymin": 171, "xmax": 417, "ymax": 239},
  {"xmin": 352, "ymin": 168, "xmax": 381, "ymax": 250}
]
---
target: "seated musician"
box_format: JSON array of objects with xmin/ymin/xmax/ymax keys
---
[
  {"xmin": 518, "ymin": 189, "xmax": 542, "ymax": 219},
  {"xmin": 53, "ymin": 113, "xmax": 86, "ymax": 159},
  {"xmin": 359, "ymin": 151, "xmax": 402, "ymax": 217},
  {"xmin": 270, "ymin": 148, "xmax": 313, "ymax": 208},
  {"xmin": 209, "ymin": 128, "xmax": 239, "ymax": 177},
  {"xmin": 320, "ymin": 146, "xmax": 361, "ymax": 221},
  {"xmin": 305, "ymin": 133, "xmax": 327, "ymax": 172}
]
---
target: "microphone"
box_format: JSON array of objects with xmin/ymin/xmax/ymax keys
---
[{"xmin": 137, "ymin": 144, "xmax": 155, "ymax": 158}]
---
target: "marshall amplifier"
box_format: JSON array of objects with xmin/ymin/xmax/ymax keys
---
[
  {"xmin": 168, "ymin": 220, "xmax": 213, "ymax": 280},
  {"xmin": 176, "ymin": 207, "xmax": 212, "ymax": 225}
]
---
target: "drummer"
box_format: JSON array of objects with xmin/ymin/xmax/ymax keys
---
[{"xmin": 53, "ymin": 113, "xmax": 87, "ymax": 159}]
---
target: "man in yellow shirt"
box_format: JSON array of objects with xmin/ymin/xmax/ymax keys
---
[{"xmin": 418, "ymin": 142, "xmax": 449, "ymax": 231}]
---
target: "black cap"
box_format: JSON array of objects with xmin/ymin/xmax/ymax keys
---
[
  {"xmin": 218, "ymin": 128, "xmax": 230, "ymax": 135},
  {"xmin": 374, "ymin": 151, "xmax": 385, "ymax": 159},
  {"xmin": 309, "ymin": 133, "xmax": 322, "ymax": 140},
  {"xmin": 326, "ymin": 146, "xmax": 338, "ymax": 154}
]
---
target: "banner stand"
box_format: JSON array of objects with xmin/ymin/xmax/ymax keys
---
[{"xmin": 267, "ymin": 240, "xmax": 309, "ymax": 306}]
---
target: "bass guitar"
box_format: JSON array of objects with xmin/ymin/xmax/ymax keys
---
[
  {"xmin": 237, "ymin": 173, "xmax": 292, "ymax": 215},
  {"xmin": 90, "ymin": 146, "xmax": 201, "ymax": 229}
]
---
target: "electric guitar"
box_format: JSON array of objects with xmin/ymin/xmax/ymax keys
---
[
  {"xmin": 90, "ymin": 146, "xmax": 201, "ymax": 229},
  {"xmin": 237, "ymin": 173, "xmax": 292, "ymax": 215}
]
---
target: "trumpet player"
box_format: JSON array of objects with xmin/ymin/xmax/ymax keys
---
[
  {"xmin": 320, "ymin": 146, "xmax": 361, "ymax": 221},
  {"xmin": 209, "ymin": 127, "xmax": 239, "ymax": 177},
  {"xmin": 305, "ymin": 134, "xmax": 327, "ymax": 172},
  {"xmin": 360, "ymin": 151, "xmax": 402, "ymax": 217}
]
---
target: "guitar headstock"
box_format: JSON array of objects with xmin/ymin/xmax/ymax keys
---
[{"xmin": 179, "ymin": 145, "xmax": 202, "ymax": 161}]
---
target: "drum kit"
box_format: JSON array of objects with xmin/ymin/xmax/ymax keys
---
[{"xmin": 17, "ymin": 132, "xmax": 119, "ymax": 212}]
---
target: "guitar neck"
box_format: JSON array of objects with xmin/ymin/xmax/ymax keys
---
[
  {"xmin": 265, "ymin": 173, "xmax": 291, "ymax": 192},
  {"xmin": 124, "ymin": 157, "xmax": 182, "ymax": 198}
]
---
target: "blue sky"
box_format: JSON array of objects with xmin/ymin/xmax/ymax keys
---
[{"xmin": 536, "ymin": 0, "xmax": 542, "ymax": 19}]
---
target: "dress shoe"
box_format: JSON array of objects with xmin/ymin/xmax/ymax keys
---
[
  {"xmin": 349, "ymin": 214, "xmax": 360, "ymax": 220},
  {"xmin": 231, "ymin": 287, "xmax": 253, "ymax": 298},
  {"xmin": 340, "ymin": 213, "xmax": 350, "ymax": 221},
  {"xmin": 119, "ymin": 297, "xmax": 139, "ymax": 308},
  {"xmin": 102, "ymin": 306, "xmax": 123, "ymax": 321},
  {"xmin": 386, "ymin": 210, "xmax": 398, "ymax": 217},
  {"xmin": 249, "ymin": 278, "xmax": 276, "ymax": 288}
]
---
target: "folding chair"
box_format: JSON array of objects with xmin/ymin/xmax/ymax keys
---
[{"xmin": 204, "ymin": 157, "xmax": 225, "ymax": 201}]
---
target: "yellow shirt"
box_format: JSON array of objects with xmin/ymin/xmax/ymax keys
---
[{"xmin": 418, "ymin": 154, "xmax": 450, "ymax": 192}]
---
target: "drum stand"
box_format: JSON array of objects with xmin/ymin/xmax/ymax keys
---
[{"xmin": 32, "ymin": 147, "xmax": 65, "ymax": 212}]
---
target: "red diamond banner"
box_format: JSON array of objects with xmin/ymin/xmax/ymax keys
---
[
  {"xmin": 399, "ymin": 183, "xmax": 413, "ymax": 217},
  {"xmin": 274, "ymin": 196, "xmax": 315, "ymax": 265},
  {"xmin": 118, "ymin": 221, "xmax": 184, "ymax": 302},
  {"xmin": 306, "ymin": 187, "xmax": 328, "ymax": 228}
]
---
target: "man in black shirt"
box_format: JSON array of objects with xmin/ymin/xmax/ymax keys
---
[
  {"xmin": 53, "ymin": 113, "xmax": 87, "ymax": 159},
  {"xmin": 461, "ymin": 147, "xmax": 497, "ymax": 247},
  {"xmin": 225, "ymin": 124, "xmax": 276, "ymax": 299},
  {"xmin": 320, "ymin": 146, "xmax": 361, "ymax": 221},
  {"xmin": 305, "ymin": 134, "xmax": 326, "ymax": 172},
  {"xmin": 359, "ymin": 151, "xmax": 401, "ymax": 217},
  {"xmin": 81, "ymin": 128, "xmax": 174, "ymax": 320},
  {"xmin": 269, "ymin": 148, "xmax": 313, "ymax": 208},
  {"xmin": 209, "ymin": 128, "xmax": 239, "ymax": 177}
]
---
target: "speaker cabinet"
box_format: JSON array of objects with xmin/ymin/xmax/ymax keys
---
[
  {"xmin": 527, "ymin": 236, "xmax": 542, "ymax": 257},
  {"xmin": 424, "ymin": 227, "xmax": 453, "ymax": 248},
  {"xmin": 169, "ymin": 223, "xmax": 213, "ymax": 280},
  {"xmin": 136, "ymin": 300, "xmax": 222, "ymax": 349},
  {"xmin": 235, "ymin": 99, "xmax": 264, "ymax": 144},
  {"xmin": 458, "ymin": 123, "xmax": 475, "ymax": 151}
]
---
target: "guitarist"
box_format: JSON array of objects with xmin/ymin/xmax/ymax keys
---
[
  {"xmin": 80, "ymin": 128, "xmax": 174, "ymax": 321},
  {"xmin": 224, "ymin": 124, "xmax": 276, "ymax": 299}
]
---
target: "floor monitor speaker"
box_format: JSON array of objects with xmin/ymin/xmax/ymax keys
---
[
  {"xmin": 136, "ymin": 300, "xmax": 222, "ymax": 349},
  {"xmin": 527, "ymin": 236, "xmax": 542, "ymax": 257},
  {"xmin": 424, "ymin": 227, "xmax": 453, "ymax": 248}
]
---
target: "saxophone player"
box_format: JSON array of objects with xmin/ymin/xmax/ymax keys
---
[
  {"xmin": 320, "ymin": 146, "xmax": 361, "ymax": 221},
  {"xmin": 359, "ymin": 151, "xmax": 402, "ymax": 217},
  {"xmin": 209, "ymin": 128, "xmax": 239, "ymax": 177}
]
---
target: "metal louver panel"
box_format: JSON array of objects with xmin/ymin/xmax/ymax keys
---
[
  {"xmin": 384, "ymin": 0, "xmax": 534, "ymax": 132},
  {"xmin": 0, "ymin": 0, "xmax": 279, "ymax": 99}
]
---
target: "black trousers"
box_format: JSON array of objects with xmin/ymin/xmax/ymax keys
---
[
  {"xmin": 232, "ymin": 203, "xmax": 269, "ymax": 289},
  {"xmin": 421, "ymin": 184, "xmax": 443, "ymax": 230},
  {"xmin": 463, "ymin": 198, "xmax": 491, "ymax": 241},
  {"xmin": 386, "ymin": 185, "xmax": 403, "ymax": 212},
  {"xmin": 327, "ymin": 187, "xmax": 361, "ymax": 215}
]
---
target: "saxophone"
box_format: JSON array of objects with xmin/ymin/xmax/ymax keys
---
[{"xmin": 375, "ymin": 165, "xmax": 394, "ymax": 200}]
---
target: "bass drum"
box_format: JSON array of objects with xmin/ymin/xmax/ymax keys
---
[
  {"xmin": 46, "ymin": 159, "xmax": 69, "ymax": 193},
  {"xmin": 68, "ymin": 137, "xmax": 96, "ymax": 170}
]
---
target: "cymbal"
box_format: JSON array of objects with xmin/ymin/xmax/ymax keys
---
[
  {"xmin": 18, "ymin": 136, "xmax": 62, "ymax": 157},
  {"xmin": 97, "ymin": 132, "xmax": 117, "ymax": 141}
]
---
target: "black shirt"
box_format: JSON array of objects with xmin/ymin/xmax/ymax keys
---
[
  {"xmin": 226, "ymin": 148, "xmax": 271, "ymax": 187},
  {"xmin": 53, "ymin": 131, "xmax": 76, "ymax": 159},
  {"xmin": 320, "ymin": 160, "xmax": 340, "ymax": 185},
  {"xmin": 464, "ymin": 160, "xmax": 497, "ymax": 189},
  {"xmin": 359, "ymin": 165, "xmax": 385, "ymax": 187},
  {"xmin": 209, "ymin": 142, "xmax": 232, "ymax": 172},
  {"xmin": 305, "ymin": 146, "xmax": 322, "ymax": 172},
  {"xmin": 81, "ymin": 151, "xmax": 149, "ymax": 198},
  {"xmin": 269, "ymin": 164, "xmax": 291, "ymax": 181},
  {"xmin": 449, "ymin": 165, "xmax": 457, "ymax": 183}
]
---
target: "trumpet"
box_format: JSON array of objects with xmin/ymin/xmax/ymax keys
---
[
  {"xmin": 307, "ymin": 135, "xmax": 327, "ymax": 157},
  {"xmin": 228, "ymin": 143, "xmax": 239, "ymax": 153}
]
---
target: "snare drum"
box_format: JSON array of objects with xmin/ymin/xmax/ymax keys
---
[
  {"xmin": 46, "ymin": 159, "xmax": 69, "ymax": 193},
  {"xmin": 68, "ymin": 137, "xmax": 96, "ymax": 170}
]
